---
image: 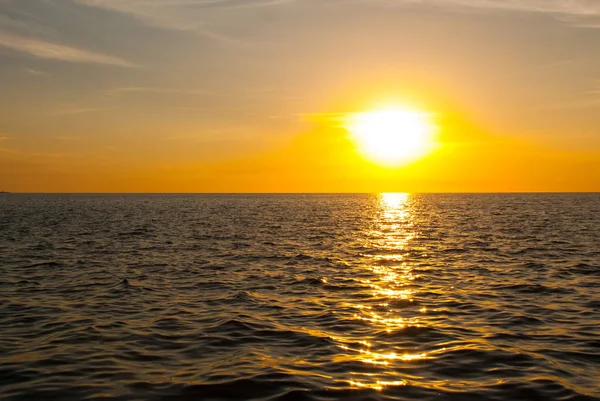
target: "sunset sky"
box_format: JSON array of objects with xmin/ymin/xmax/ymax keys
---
[{"xmin": 1, "ymin": 0, "xmax": 599, "ymax": 192}]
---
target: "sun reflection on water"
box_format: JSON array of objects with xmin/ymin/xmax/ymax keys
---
[
  {"xmin": 342, "ymin": 193, "xmax": 430, "ymax": 390},
  {"xmin": 381, "ymin": 192, "xmax": 410, "ymax": 210}
]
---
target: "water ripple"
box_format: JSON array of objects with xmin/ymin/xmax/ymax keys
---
[{"xmin": 1, "ymin": 193, "xmax": 599, "ymax": 400}]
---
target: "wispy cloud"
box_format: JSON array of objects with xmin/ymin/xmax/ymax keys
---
[
  {"xmin": 54, "ymin": 135, "xmax": 82, "ymax": 140},
  {"xmin": 394, "ymin": 0, "xmax": 600, "ymax": 26},
  {"xmin": 320, "ymin": 0, "xmax": 600, "ymax": 30},
  {"xmin": 72, "ymin": 0, "xmax": 303, "ymax": 45},
  {"xmin": 0, "ymin": 145, "xmax": 82, "ymax": 159},
  {"xmin": 337, "ymin": 0, "xmax": 600, "ymax": 16},
  {"xmin": 74, "ymin": 0, "xmax": 242, "ymax": 42},
  {"xmin": 0, "ymin": 13, "xmax": 48, "ymax": 36},
  {"xmin": 74, "ymin": 0, "xmax": 294, "ymax": 25},
  {"xmin": 52, "ymin": 107, "xmax": 103, "ymax": 116},
  {"xmin": 0, "ymin": 135, "xmax": 9, "ymax": 141},
  {"xmin": 105, "ymin": 86, "xmax": 211, "ymax": 97},
  {"xmin": 71, "ymin": 0, "xmax": 600, "ymax": 36},
  {"xmin": 23, "ymin": 67, "xmax": 46, "ymax": 76},
  {"xmin": 448, "ymin": 0, "xmax": 600, "ymax": 16},
  {"xmin": 0, "ymin": 33, "xmax": 137, "ymax": 67}
]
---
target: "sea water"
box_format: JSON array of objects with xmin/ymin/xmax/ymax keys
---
[{"xmin": 1, "ymin": 193, "xmax": 599, "ymax": 400}]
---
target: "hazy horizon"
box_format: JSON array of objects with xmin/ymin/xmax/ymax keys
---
[{"xmin": 3, "ymin": 191, "xmax": 600, "ymax": 195}]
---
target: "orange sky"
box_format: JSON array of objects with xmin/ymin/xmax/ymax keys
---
[{"xmin": 1, "ymin": 0, "xmax": 599, "ymax": 192}]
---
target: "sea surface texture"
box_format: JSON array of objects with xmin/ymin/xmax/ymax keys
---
[{"xmin": 1, "ymin": 193, "xmax": 599, "ymax": 401}]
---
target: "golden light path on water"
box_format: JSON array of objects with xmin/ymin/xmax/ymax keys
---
[{"xmin": 342, "ymin": 193, "xmax": 430, "ymax": 391}]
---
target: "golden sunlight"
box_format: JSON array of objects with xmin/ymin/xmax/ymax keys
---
[{"xmin": 344, "ymin": 108, "xmax": 436, "ymax": 167}]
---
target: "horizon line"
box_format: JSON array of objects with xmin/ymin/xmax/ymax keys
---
[{"xmin": 2, "ymin": 191, "xmax": 599, "ymax": 195}]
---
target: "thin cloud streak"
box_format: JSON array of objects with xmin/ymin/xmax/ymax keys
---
[
  {"xmin": 0, "ymin": 33, "xmax": 137, "ymax": 67},
  {"xmin": 23, "ymin": 67, "xmax": 46, "ymax": 76},
  {"xmin": 72, "ymin": 0, "xmax": 304, "ymax": 46},
  {"xmin": 74, "ymin": 0, "xmax": 600, "ymax": 19},
  {"xmin": 428, "ymin": 0, "xmax": 600, "ymax": 15},
  {"xmin": 52, "ymin": 108, "xmax": 104, "ymax": 116},
  {"xmin": 348, "ymin": 0, "xmax": 600, "ymax": 17},
  {"xmin": 105, "ymin": 87, "xmax": 211, "ymax": 97},
  {"xmin": 73, "ymin": 0, "xmax": 250, "ymax": 43},
  {"xmin": 68, "ymin": 0, "xmax": 600, "ymax": 44},
  {"xmin": 435, "ymin": 0, "xmax": 600, "ymax": 28}
]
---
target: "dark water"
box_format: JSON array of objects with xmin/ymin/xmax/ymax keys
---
[{"xmin": 1, "ymin": 193, "xmax": 599, "ymax": 401}]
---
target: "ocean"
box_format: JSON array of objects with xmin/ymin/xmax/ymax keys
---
[{"xmin": 1, "ymin": 193, "xmax": 599, "ymax": 400}]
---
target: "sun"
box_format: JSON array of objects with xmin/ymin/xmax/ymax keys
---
[{"xmin": 344, "ymin": 108, "xmax": 436, "ymax": 167}]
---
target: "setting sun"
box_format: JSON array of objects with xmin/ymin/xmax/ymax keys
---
[{"xmin": 344, "ymin": 108, "xmax": 436, "ymax": 167}]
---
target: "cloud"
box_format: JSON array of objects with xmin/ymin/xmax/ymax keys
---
[
  {"xmin": 52, "ymin": 108, "xmax": 103, "ymax": 116},
  {"xmin": 33, "ymin": 0, "xmax": 593, "ymax": 58},
  {"xmin": 412, "ymin": 1, "xmax": 600, "ymax": 25},
  {"xmin": 444, "ymin": 0, "xmax": 600, "ymax": 16},
  {"xmin": 338, "ymin": 0, "xmax": 600, "ymax": 29},
  {"xmin": 105, "ymin": 86, "xmax": 211, "ymax": 96},
  {"xmin": 72, "ymin": 0, "xmax": 303, "ymax": 45},
  {"xmin": 332, "ymin": 0, "xmax": 600, "ymax": 17},
  {"xmin": 0, "ymin": 13, "xmax": 47, "ymax": 36},
  {"xmin": 70, "ymin": 0, "xmax": 600, "ymax": 38},
  {"xmin": 23, "ymin": 67, "xmax": 46, "ymax": 76},
  {"xmin": 321, "ymin": 0, "xmax": 600, "ymax": 25},
  {"xmin": 73, "ymin": 0, "xmax": 245, "ymax": 41},
  {"xmin": 0, "ymin": 135, "xmax": 9, "ymax": 141},
  {"xmin": 0, "ymin": 33, "xmax": 137, "ymax": 67}
]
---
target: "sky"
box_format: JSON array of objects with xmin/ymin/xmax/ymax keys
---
[{"xmin": 0, "ymin": 0, "xmax": 599, "ymax": 192}]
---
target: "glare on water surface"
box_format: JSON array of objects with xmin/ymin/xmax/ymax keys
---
[{"xmin": 337, "ymin": 193, "xmax": 430, "ymax": 390}]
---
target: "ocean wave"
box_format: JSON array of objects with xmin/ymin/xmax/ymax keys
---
[{"xmin": 1, "ymin": 194, "xmax": 599, "ymax": 401}]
